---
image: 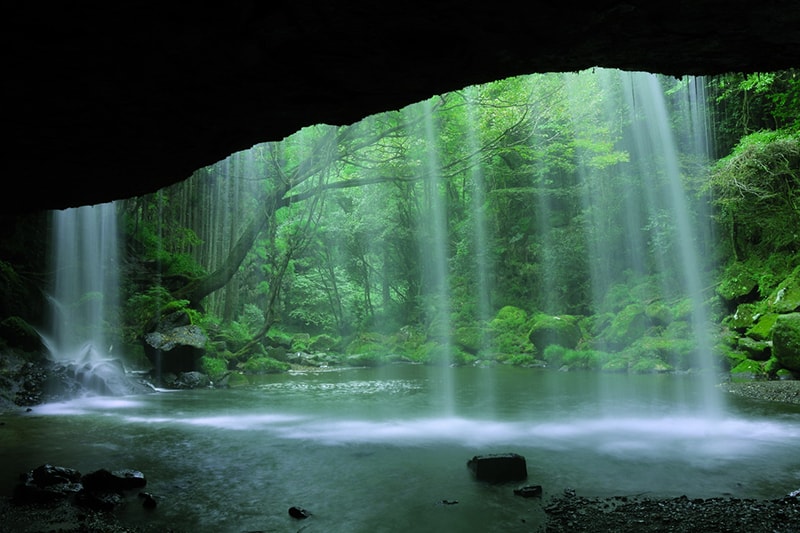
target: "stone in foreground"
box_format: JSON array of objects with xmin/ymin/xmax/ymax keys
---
[{"xmin": 467, "ymin": 453, "xmax": 527, "ymax": 482}]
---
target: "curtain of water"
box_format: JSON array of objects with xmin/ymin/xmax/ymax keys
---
[
  {"xmin": 49, "ymin": 202, "xmax": 120, "ymax": 360},
  {"xmin": 410, "ymin": 98, "xmax": 455, "ymax": 412},
  {"xmin": 620, "ymin": 72, "xmax": 723, "ymax": 416}
]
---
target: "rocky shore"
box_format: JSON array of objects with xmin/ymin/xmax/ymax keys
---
[
  {"xmin": 543, "ymin": 492, "xmax": 800, "ymax": 532},
  {"xmin": 723, "ymin": 379, "xmax": 800, "ymax": 405}
]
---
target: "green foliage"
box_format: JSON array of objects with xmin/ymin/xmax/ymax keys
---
[
  {"xmin": 709, "ymin": 130, "xmax": 800, "ymax": 256},
  {"xmin": 542, "ymin": 345, "xmax": 566, "ymax": 367},
  {"xmin": 123, "ymin": 285, "xmax": 172, "ymax": 342},
  {"xmin": 200, "ymin": 355, "xmax": 228, "ymax": 381},
  {"xmin": 527, "ymin": 313, "xmax": 582, "ymax": 352},
  {"xmin": 501, "ymin": 353, "xmax": 538, "ymax": 367},
  {"xmin": 309, "ymin": 333, "xmax": 340, "ymax": 352},
  {"xmin": 241, "ymin": 356, "xmax": 290, "ymax": 374}
]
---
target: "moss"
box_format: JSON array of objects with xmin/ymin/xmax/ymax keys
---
[
  {"xmin": 501, "ymin": 353, "xmax": 538, "ymax": 367},
  {"xmin": 629, "ymin": 357, "xmax": 672, "ymax": 374},
  {"xmin": 528, "ymin": 314, "xmax": 582, "ymax": 352},
  {"xmin": 645, "ymin": 302, "xmax": 673, "ymax": 326},
  {"xmin": 746, "ymin": 313, "xmax": 779, "ymax": 341},
  {"xmin": 309, "ymin": 333, "xmax": 340, "ymax": 352},
  {"xmin": 772, "ymin": 312, "xmax": 800, "ymax": 371},
  {"xmin": 542, "ymin": 344, "xmax": 567, "ymax": 367},
  {"xmin": 716, "ymin": 260, "xmax": 760, "ymax": 302},
  {"xmin": 598, "ymin": 304, "xmax": 649, "ymax": 349},
  {"xmin": 241, "ymin": 356, "xmax": 290, "ymax": 374},
  {"xmin": 199, "ymin": 355, "xmax": 228, "ymax": 381},
  {"xmin": 730, "ymin": 358, "xmax": 764, "ymax": 378},
  {"xmin": 726, "ymin": 303, "xmax": 763, "ymax": 331},
  {"xmin": 766, "ymin": 265, "xmax": 800, "ymax": 313}
]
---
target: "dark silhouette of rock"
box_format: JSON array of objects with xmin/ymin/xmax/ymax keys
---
[
  {"xmin": 514, "ymin": 485, "xmax": 543, "ymax": 498},
  {"xmin": 143, "ymin": 322, "xmax": 207, "ymax": 375},
  {"xmin": 138, "ymin": 491, "xmax": 158, "ymax": 509},
  {"xmin": 81, "ymin": 468, "xmax": 147, "ymax": 492},
  {"xmin": 467, "ymin": 453, "xmax": 528, "ymax": 482},
  {"xmin": 14, "ymin": 464, "xmax": 83, "ymax": 503},
  {"xmin": 289, "ymin": 506, "xmax": 311, "ymax": 519}
]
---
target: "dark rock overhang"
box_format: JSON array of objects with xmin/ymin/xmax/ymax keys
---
[{"xmin": 6, "ymin": 1, "xmax": 800, "ymax": 213}]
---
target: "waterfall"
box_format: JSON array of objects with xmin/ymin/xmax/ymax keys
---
[
  {"xmin": 44, "ymin": 202, "xmax": 148, "ymax": 397},
  {"xmin": 49, "ymin": 202, "xmax": 120, "ymax": 361}
]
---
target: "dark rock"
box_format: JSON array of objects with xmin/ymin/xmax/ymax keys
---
[
  {"xmin": 76, "ymin": 490, "xmax": 123, "ymax": 511},
  {"xmin": 143, "ymin": 324, "xmax": 207, "ymax": 375},
  {"xmin": 172, "ymin": 371, "xmax": 211, "ymax": 389},
  {"xmin": 14, "ymin": 464, "xmax": 83, "ymax": 503},
  {"xmin": 289, "ymin": 506, "xmax": 311, "ymax": 519},
  {"xmin": 81, "ymin": 468, "xmax": 146, "ymax": 492},
  {"xmin": 31, "ymin": 464, "xmax": 82, "ymax": 486},
  {"xmin": 138, "ymin": 491, "xmax": 158, "ymax": 509},
  {"xmin": 467, "ymin": 453, "xmax": 527, "ymax": 482},
  {"xmin": 0, "ymin": 316, "xmax": 45, "ymax": 355},
  {"xmin": 514, "ymin": 485, "xmax": 543, "ymax": 498}
]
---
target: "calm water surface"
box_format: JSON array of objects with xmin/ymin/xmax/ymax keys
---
[{"xmin": 2, "ymin": 365, "xmax": 799, "ymax": 532}]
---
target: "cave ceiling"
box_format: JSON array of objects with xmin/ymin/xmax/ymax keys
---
[{"xmin": 6, "ymin": 2, "xmax": 800, "ymax": 213}]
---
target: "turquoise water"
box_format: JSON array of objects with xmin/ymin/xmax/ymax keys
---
[{"xmin": 2, "ymin": 366, "xmax": 799, "ymax": 532}]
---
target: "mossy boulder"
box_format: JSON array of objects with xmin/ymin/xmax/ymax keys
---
[
  {"xmin": 727, "ymin": 303, "xmax": 762, "ymax": 331},
  {"xmin": 645, "ymin": 302, "xmax": 673, "ymax": 326},
  {"xmin": 746, "ymin": 313, "xmax": 779, "ymax": 341},
  {"xmin": 736, "ymin": 336, "xmax": 771, "ymax": 361},
  {"xmin": 597, "ymin": 304, "xmax": 649, "ymax": 350},
  {"xmin": 772, "ymin": 313, "xmax": 800, "ymax": 371},
  {"xmin": 767, "ymin": 266, "xmax": 800, "ymax": 313},
  {"xmin": 730, "ymin": 358, "xmax": 764, "ymax": 379},
  {"xmin": 528, "ymin": 314, "xmax": 581, "ymax": 352},
  {"xmin": 716, "ymin": 260, "xmax": 760, "ymax": 302}
]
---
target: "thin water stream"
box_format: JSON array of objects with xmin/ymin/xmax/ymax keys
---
[{"xmin": 2, "ymin": 366, "xmax": 799, "ymax": 532}]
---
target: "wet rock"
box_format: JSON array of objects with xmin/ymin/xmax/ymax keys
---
[
  {"xmin": 138, "ymin": 491, "xmax": 158, "ymax": 509},
  {"xmin": 76, "ymin": 489, "xmax": 122, "ymax": 511},
  {"xmin": 467, "ymin": 453, "xmax": 527, "ymax": 482},
  {"xmin": 143, "ymin": 313, "xmax": 207, "ymax": 375},
  {"xmin": 81, "ymin": 468, "xmax": 147, "ymax": 492},
  {"xmin": 289, "ymin": 506, "xmax": 311, "ymax": 519},
  {"xmin": 14, "ymin": 464, "xmax": 83, "ymax": 503},
  {"xmin": 514, "ymin": 485, "xmax": 543, "ymax": 498},
  {"xmin": 172, "ymin": 370, "xmax": 211, "ymax": 389}
]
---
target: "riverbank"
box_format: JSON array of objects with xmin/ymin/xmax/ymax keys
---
[
  {"xmin": 542, "ymin": 492, "xmax": 800, "ymax": 532},
  {"xmin": 723, "ymin": 379, "xmax": 800, "ymax": 405}
]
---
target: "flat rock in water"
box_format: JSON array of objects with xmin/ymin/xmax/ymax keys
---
[{"xmin": 467, "ymin": 453, "xmax": 527, "ymax": 482}]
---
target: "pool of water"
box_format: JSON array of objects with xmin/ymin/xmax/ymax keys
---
[{"xmin": 2, "ymin": 365, "xmax": 799, "ymax": 532}]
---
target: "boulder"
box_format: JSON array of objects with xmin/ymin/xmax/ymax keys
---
[
  {"xmin": 528, "ymin": 315, "xmax": 582, "ymax": 352},
  {"xmin": 14, "ymin": 464, "xmax": 82, "ymax": 503},
  {"xmin": 467, "ymin": 453, "xmax": 527, "ymax": 482},
  {"xmin": 143, "ymin": 324, "xmax": 207, "ymax": 375},
  {"xmin": 772, "ymin": 313, "xmax": 800, "ymax": 372}
]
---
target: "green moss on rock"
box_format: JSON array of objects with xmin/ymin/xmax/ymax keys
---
[
  {"xmin": 528, "ymin": 314, "xmax": 582, "ymax": 352},
  {"xmin": 746, "ymin": 313, "xmax": 779, "ymax": 341},
  {"xmin": 767, "ymin": 265, "xmax": 800, "ymax": 313},
  {"xmin": 772, "ymin": 312, "xmax": 800, "ymax": 371}
]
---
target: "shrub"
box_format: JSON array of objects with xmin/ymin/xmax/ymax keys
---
[
  {"xmin": 200, "ymin": 356, "xmax": 228, "ymax": 381},
  {"xmin": 241, "ymin": 356, "xmax": 290, "ymax": 374}
]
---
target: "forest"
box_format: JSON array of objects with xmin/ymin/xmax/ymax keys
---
[{"xmin": 3, "ymin": 68, "xmax": 800, "ymax": 394}]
